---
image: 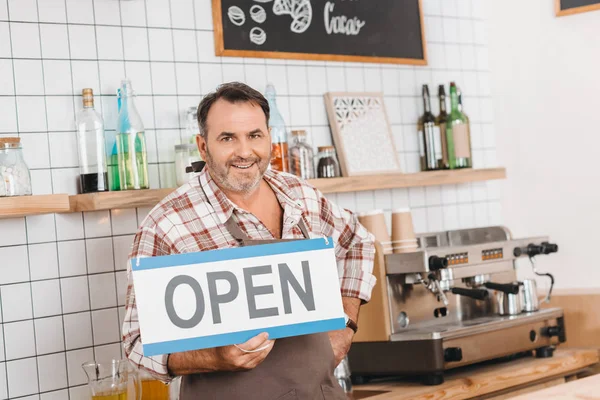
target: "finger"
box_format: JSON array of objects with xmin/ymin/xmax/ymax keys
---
[
  {"xmin": 244, "ymin": 340, "xmax": 275, "ymax": 367},
  {"xmin": 237, "ymin": 332, "xmax": 269, "ymax": 352}
]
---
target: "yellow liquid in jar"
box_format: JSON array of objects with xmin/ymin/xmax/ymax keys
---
[
  {"xmin": 141, "ymin": 380, "xmax": 170, "ymax": 400},
  {"xmin": 92, "ymin": 392, "xmax": 127, "ymax": 400}
]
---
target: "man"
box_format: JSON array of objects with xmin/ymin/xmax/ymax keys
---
[{"xmin": 123, "ymin": 82, "xmax": 376, "ymax": 399}]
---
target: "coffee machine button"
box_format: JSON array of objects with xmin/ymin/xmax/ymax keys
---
[{"xmin": 444, "ymin": 347, "xmax": 463, "ymax": 362}]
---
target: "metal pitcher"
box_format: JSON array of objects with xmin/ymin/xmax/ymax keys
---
[
  {"xmin": 82, "ymin": 359, "xmax": 141, "ymax": 400},
  {"xmin": 521, "ymin": 279, "xmax": 540, "ymax": 312}
]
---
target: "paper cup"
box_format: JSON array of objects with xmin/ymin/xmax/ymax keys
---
[
  {"xmin": 358, "ymin": 210, "xmax": 392, "ymax": 254},
  {"xmin": 391, "ymin": 208, "xmax": 417, "ymax": 253}
]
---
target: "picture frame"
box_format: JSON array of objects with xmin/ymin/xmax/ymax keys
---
[
  {"xmin": 555, "ymin": 0, "xmax": 600, "ymax": 16},
  {"xmin": 324, "ymin": 92, "xmax": 402, "ymax": 177}
]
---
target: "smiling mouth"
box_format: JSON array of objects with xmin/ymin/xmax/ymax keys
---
[{"xmin": 231, "ymin": 162, "xmax": 255, "ymax": 170}]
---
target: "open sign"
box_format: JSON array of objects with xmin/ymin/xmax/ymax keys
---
[{"xmin": 132, "ymin": 238, "xmax": 345, "ymax": 357}]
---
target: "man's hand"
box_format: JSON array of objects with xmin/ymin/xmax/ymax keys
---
[
  {"xmin": 167, "ymin": 332, "xmax": 275, "ymax": 375},
  {"xmin": 328, "ymin": 327, "xmax": 354, "ymax": 366}
]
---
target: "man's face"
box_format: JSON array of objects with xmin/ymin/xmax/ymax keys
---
[{"xmin": 197, "ymin": 99, "xmax": 271, "ymax": 194}]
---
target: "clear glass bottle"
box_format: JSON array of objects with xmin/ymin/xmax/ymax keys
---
[
  {"xmin": 265, "ymin": 83, "xmax": 290, "ymax": 173},
  {"xmin": 185, "ymin": 106, "xmax": 200, "ymax": 145},
  {"xmin": 289, "ymin": 130, "xmax": 314, "ymax": 179},
  {"xmin": 116, "ymin": 79, "xmax": 149, "ymax": 190},
  {"xmin": 175, "ymin": 143, "xmax": 201, "ymax": 186},
  {"xmin": 316, "ymin": 146, "xmax": 341, "ymax": 178},
  {"xmin": 76, "ymin": 88, "xmax": 109, "ymax": 193},
  {"xmin": 417, "ymin": 84, "xmax": 441, "ymax": 171},
  {"xmin": 0, "ymin": 137, "xmax": 32, "ymax": 196}
]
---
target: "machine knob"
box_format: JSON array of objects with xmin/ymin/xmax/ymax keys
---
[
  {"xmin": 429, "ymin": 256, "xmax": 448, "ymax": 271},
  {"xmin": 541, "ymin": 325, "xmax": 564, "ymax": 339},
  {"xmin": 541, "ymin": 242, "xmax": 558, "ymax": 255},
  {"xmin": 444, "ymin": 347, "xmax": 463, "ymax": 362},
  {"xmin": 514, "ymin": 244, "xmax": 543, "ymax": 258}
]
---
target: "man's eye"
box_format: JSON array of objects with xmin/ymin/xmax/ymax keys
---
[
  {"xmin": 250, "ymin": 134, "xmax": 261, "ymax": 139},
  {"xmin": 221, "ymin": 137, "xmax": 233, "ymax": 142}
]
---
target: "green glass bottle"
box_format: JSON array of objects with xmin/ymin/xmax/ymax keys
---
[{"xmin": 446, "ymin": 82, "xmax": 472, "ymax": 169}]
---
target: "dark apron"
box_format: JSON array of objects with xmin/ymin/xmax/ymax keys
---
[{"xmin": 180, "ymin": 216, "xmax": 347, "ymax": 400}]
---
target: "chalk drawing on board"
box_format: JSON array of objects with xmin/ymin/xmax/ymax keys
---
[
  {"xmin": 250, "ymin": 27, "xmax": 267, "ymax": 45},
  {"xmin": 325, "ymin": 94, "xmax": 401, "ymax": 176},
  {"xmin": 250, "ymin": 5, "xmax": 267, "ymax": 23},
  {"xmin": 228, "ymin": 6, "xmax": 246, "ymax": 26},
  {"xmin": 273, "ymin": 0, "xmax": 312, "ymax": 33}
]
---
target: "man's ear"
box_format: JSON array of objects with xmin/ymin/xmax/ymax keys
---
[{"xmin": 196, "ymin": 134, "xmax": 207, "ymax": 160}]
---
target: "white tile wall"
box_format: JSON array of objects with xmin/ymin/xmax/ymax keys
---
[{"xmin": 0, "ymin": 0, "xmax": 499, "ymax": 396}]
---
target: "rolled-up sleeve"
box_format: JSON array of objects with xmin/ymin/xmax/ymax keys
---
[
  {"xmin": 317, "ymin": 193, "xmax": 376, "ymax": 303},
  {"xmin": 122, "ymin": 226, "xmax": 174, "ymax": 383}
]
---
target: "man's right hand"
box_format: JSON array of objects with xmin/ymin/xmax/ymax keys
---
[{"xmin": 167, "ymin": 332, "xmax": 275, "ymax": 375}]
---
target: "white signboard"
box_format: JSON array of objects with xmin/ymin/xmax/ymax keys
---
[{"xmin": 132, "ymin": 237, "xmax": 345, "ymax": 357}]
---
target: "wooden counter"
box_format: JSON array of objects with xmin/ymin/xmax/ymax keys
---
[
  {"xmin": 351, "ymin": 349, "xmax": 599, "ymax": 400},
  {"xmin": 511, "ymin": 373, "xmax": 600, "ymax": 399}
]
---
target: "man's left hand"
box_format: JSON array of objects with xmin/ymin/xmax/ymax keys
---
[{"xmin": 328, "ymin": 327, "xmax": 354, "ymax": 366}]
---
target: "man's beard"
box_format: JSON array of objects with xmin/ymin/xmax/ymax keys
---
[{"xmin": 204, "ymin": 145, "xmax": 271, "ymax": 194}]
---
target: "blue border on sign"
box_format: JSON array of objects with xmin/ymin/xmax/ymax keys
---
[
  {"xmin": 142, "ymin": 317, "xmax": 345, "ymax": 356},
  {"xmin": 133, "ymin": 237, "xmax": 334, "ymax": 271}
]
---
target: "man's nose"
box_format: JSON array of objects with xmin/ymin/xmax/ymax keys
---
[{"xmin": 234, "ymin": 137, "xmax": 254, "ymax": 159}]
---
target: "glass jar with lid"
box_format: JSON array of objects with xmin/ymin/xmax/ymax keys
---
[
  {"xmin": 316, "ymin": 146, "xmax": 341, "ymax": 178},
  {"xmin": 0, "ymin": 137, "xmax": 32, "ymax": 196},
  {"xmin": 185, "ymin": 106, "xmax": 200, "ymax": 145},
  {"xmin": 289, "ymin": 130, "xmax": 314, "ymax": 179},
  {"xmin": 175, "ymin": 143, "xmax": 202, "ymax": 186}
]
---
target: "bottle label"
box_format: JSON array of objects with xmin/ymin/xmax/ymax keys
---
[
  {"xmin": 453, "ymin": 124, "xmax": 471, "ymax": 159},
  {"xmin": 433, "ymin": 125, "xmax": 442, "ymax": 161}
]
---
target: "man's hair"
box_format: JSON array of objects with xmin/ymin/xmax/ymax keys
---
[{"xmin": 197, "ymin": 82, "xmax": 270, "ymax": 138}]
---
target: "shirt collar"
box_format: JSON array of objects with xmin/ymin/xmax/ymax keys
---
[{"xmin": 198, "ymin": 168, "xmax": 303, "ymax": 225}]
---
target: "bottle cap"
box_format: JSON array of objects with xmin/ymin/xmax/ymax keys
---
[
  {"xmin": 82, "ymin": 88, "xmax": 94, "ymax": 107},
  {"xmin": 291, "ymin": 130, "xmax": 307, "ymax": 136},
  {"xmin": 318, "ymin": 145, "xmax": 335, "ymax": 152}
]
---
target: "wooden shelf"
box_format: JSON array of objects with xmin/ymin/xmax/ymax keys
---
[
  {"xmin": 68, "ymin": 167, "xmax": 506, "ymax": 212},
  {"xmin": 0, "ymin": 194, "xmax": 70, "ymax": 219},
  {"xmin": 0, "ymin": 168, "xmax": 507, "ymax": 217},
  {"xmin": 69, "ymin": 188, "xmax": 174, "ymax": 212},
  {"xmin": 310, "ymin": 167, "xmax": 506, "ymax": 194}
]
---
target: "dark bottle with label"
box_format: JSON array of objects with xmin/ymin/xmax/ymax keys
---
[
  {"xmin": 436, "ymin": 85, "xmax": 450, "ymax": 169},
  {"xmin": 417, "ymin": 84, "xmax": 441, "ymax": 171}
]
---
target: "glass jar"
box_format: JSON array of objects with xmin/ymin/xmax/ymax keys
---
[
  {"xmin": 0, "ymin": 137, "xmax": 32, "ymax": 196},
  {"xmin": 289, "ymin": 130, "xmax": 314, "ymax": 179},
  {"xmin": 316, "ymin": 146, "xmax": 341, "ymax": 178},
  {"xmin": 175, "ymin": 143, "xmax": 202, "ymax": 186}
]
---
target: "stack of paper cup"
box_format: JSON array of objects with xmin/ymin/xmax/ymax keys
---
[
  {"xmin": 391, "ymin": 208, "xmax": 418, "ymax": 253},
  {"xmin": 357, "ymin": 210, "xmax": 392, "ymax": 254}
]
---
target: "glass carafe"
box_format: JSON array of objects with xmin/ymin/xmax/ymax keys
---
[
  {"xmin": 116, "ymin": 79, "xmax": 149, "ymax": 190},
  {"xmin": 82, "ymin": 359, "xmax": 141, "ymax": 400}
]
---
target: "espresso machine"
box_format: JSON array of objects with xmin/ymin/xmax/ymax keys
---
[{"xmin": 349, "ymin": 226, "xmax": 564, "ymax": 385}]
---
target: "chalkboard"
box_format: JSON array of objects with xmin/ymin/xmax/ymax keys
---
[
  {"xmin": 211, "ymin": 0, "xmax": 427, "ymax": 65},
  {"xmin": 555, "ymin": 0, "xmax": 600, "ymax": 16}
]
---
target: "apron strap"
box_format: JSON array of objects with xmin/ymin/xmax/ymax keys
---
[{"xmin": 224, "ymin": 214, "xmax": 311, "ymax": 243}]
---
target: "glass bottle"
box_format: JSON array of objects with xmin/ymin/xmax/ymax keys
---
[
  {"xmin": 288, "ymin": 130, "xmax": 314, "ymax": 179},
  {"xmin": 316, "ymin": 146, "xmax": 341, "ymax": 178},
  {"xmin": 417, "ymin": 84, "xmax": 440, "ymax": 171},
  {"xmin": 436, "ymin": 85, "xmax": 450, "ymax": 169},
  {"xmin": 75, "ymin": 88, "xmax": 109, "ymax": 193},
  {"xmin": 185, "ymin": 106, "xmax": 200, "ymax": 145},
  {"xmin": 265, "ymin": 83, "xmax": 290, "ymax": 173},
  {"xmin": 108, "ymin": 141, "xmax": 120, "ymax": 191},
  {"xmin": 175, "ymin": 143, "xmax": 201, "ymax": 186},
  {"xmin": 457, "ymin": 88, "xmax": 473, "ymax": 168},
  {"xmin": 446, "ymin": 82, "xmax": 472, "ymax": 169},
  {"xmin": 116, "ymin": 79, "xmax": 149, "ymax": 190},
  {"xmin": 0, "ymin": 137, "xmax": 32, "ymax": 196}
]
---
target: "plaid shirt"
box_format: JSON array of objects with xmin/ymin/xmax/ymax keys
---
[{"xmin": 122, "ymin": 168, "xmax": 376, "ymax": 382}]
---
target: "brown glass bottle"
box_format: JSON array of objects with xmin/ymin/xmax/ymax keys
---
[{"xmin": 436, "ymin": 85, "xmax": 450, "ymax": 169}]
